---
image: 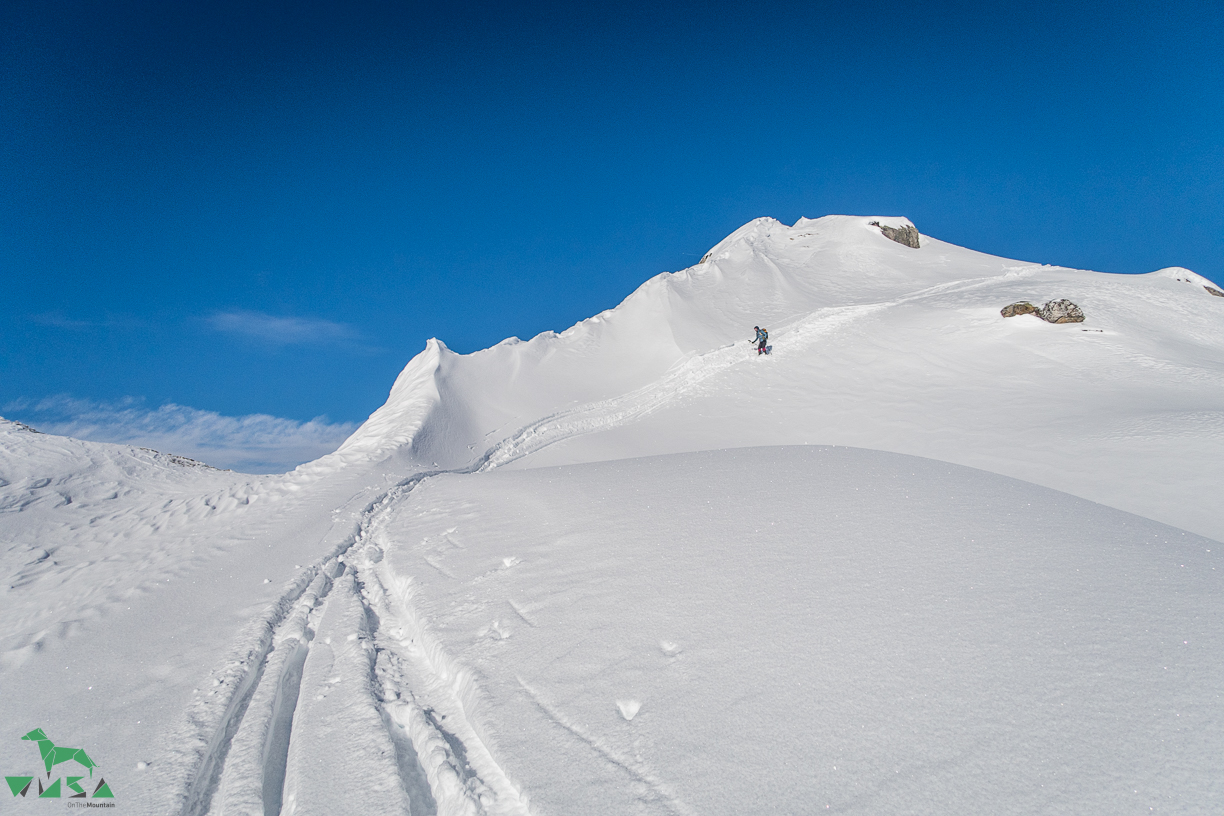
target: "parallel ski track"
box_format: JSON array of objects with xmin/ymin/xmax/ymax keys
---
[
  {"xmin": 175, "ymin": 460, "xmax": 531, "ymax": 816},
  {"xmin": 174, "ymin": 274, "xmax": 1007, "ymax": 816}
]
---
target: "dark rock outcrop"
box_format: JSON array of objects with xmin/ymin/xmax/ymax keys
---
[
  {"xmin": 1000, "ymin": 299, "xmax": 1086, "ymax": 323},
  {"xmin": 868, "ymin": 221, "xmax": 920, "ymax": 249},
  {"xmin": 0, "ymin": 418, "xmax": 42, "ymax": 433},
  {"xmin": 1037, "ymin": 299, "xmax": 1085, "ymax": 324},
  {"xmin": 1001, "ymin": 302, "xmax": 1038, "ymax": 318},
  {"xmin": 1206, "ymin": 286, "xmax": 1224, "ymax": 297}
]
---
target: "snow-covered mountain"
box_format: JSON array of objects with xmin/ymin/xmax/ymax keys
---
[
  {"xmin": 319, "ymin": 214, "xmax": 1224, "ymax": 541},
  {"xmin": 1, "ymin": 215, "xmax": 1221, "ymax": 815}
]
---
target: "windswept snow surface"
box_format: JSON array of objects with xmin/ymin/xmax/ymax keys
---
[
  {"xmin": 1, "ymin": 215, "xmax": 1223, "ymax": 815},
  {"xmin": 334, "ymin": 216, "xmax": 1224, "ymax": 542},
  {"xmin": 377, "ymin": 448, "xmax": 1223, "ymax": 815}
]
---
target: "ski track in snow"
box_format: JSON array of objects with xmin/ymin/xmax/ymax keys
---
[
  {"xmin": 476, "ymin": 304, "xmax": 877, "ymax": 472},
  {"xmin": 478, "ymin": 274, "xmax": 1001, "ymax": 471},
  {"xmin": 171, "ymin": 273, "xmax": 1024, "ymax": 816},
  {"xmin": 174, "ymin": 470, "xmax": 534, "ymax": 815},
  {"xmin": 516, "ymin": 677, "xmax": 694, "ymax": 816}
]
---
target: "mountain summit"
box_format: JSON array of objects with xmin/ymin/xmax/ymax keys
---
[{"xmin": 318, "ymin": 214, "xmax": 1224, "ymax": 541}]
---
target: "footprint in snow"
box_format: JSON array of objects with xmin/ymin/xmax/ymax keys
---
[
  {"xmin": 479, "ymin": 620, "xmax": 510, "ymax": 640},
  {"xmin": 617, "ymin": 699, "xmax": 642, "ymax": 721}
]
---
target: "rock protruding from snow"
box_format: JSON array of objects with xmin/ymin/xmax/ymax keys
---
[
  {"xmin": 1037, "ymin": 299, "xmax": 1086, "ymax": 324},
  {"xmin": 1206, "ymin": 285, "xmax": 1224, "ymax": 297},
  {"xmin": 0, "ymin": 417, "xmax": 42, "ymax": 433},
  {"xmin": 1001, "ymin": 302, "xmax": 1038, "ymax": 318},
  {"xmin": 870, "ymin": 221, "xmax": 921, "ymax": 248},
  {"xmin": 1000, "ymin": 299, "xmax": 1085, "ymax": 323}
]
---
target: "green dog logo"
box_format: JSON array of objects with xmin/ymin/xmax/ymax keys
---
[
  {"xmin": 4, "ymin": 728, "xmax": 113, "ymax": 799},
  {"xmin": 21, "ymin": 728, "xmax": 96, "ymax": 778}
]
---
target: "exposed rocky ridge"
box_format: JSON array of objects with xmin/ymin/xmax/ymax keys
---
[
  {"xmin": 134, "ymin": 447, "xmax": 228, "ymax": 470},
  {"xmin": 1156, "ymin": 269, "xmax": 1221, "ymax": 297},
  {"xmin": 0, "ymin": 417, "xmax": 42, "ymax": 434},
  {"xmin": 869, "ymin": 221, "xmax": 921, "ymax": 248}
]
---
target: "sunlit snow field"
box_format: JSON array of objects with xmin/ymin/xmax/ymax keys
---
[
  {"xmin": 377, "ymin": 448, "xmax": 1221, "ymax": 815},
  {"xmin": 2, "ymin": 216, "xmax": 1222, "ymax": 815}
]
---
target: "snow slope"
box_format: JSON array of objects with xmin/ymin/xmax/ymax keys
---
[
  {"xmin": 325, "ymin": 215, "xmax": 1224, "ymax": 541},
  {"xmin": 1, "ymin": 215, "xmax": 1222, "ymax": 815},
  {"xmin": 0, "ymin": 418, "xmax": 249, "ymax": 671},
  {"xmin": 374, "ymin": 447, "xmax": 1222, "ymax": 815}
]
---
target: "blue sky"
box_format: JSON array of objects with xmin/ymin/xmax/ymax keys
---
[{"xmin": 3, "ymin": 0, "xmax": 1222, "ymax": 471}]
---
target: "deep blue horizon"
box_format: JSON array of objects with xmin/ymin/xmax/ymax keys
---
[{"xmin": 4, "ymin": 0, "xmax": 1223, "ymax": 469}]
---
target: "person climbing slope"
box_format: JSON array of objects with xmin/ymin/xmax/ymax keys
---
[{"xmin": 754, "ymin": 326, "xmax": 769, "ymax": 355}]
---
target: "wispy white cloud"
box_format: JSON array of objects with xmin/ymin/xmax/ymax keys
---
[
  {"xmin": 4, "ymin": 396, "xmax": 358, "ymax": 474},
  {"xmin": 207, "ymin": 310, "xmax": 361, "ymax": 346}
]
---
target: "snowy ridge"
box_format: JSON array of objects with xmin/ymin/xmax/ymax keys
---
[
  {"xmin": 319, "ymin": 216, "xmax": 978, "ymax": 474},
  {"xmin": 475, "ymin": 269, "xmax": 1023, "ymax": 472},
  {"xmin": 477, "ymin": 303, "xmax": 881, "ymax": 471},
  {"xmin": 318, "ymin": 216, "xmax": 1224, "ymax": 511},
  {"xmin": 328, "ymin": 339, "xmax": 448, "ymax": 465},
  {"xmin": 2, "ymin": 215, "xmax": 1223, "ymax": 815},
  {"xmin": 321, "ymin": 213, "xmax": 1224, "ymax": 539},
  {"xmin": 443, "ymin": 216, "xmax": 1224, "ymax": 539}
]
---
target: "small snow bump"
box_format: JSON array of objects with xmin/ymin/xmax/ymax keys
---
[
  {"xmin": 659, "ymin": 640, "xmax": 682, "ymax": 656},
  {"xmin": 617, "ymin": 699, "xmax": 642, "ymax": 721},
  {"xmin": 481, "ymin": 620, "xmax": 510, "ymax": 640},
  {"xmin": 263, "ymin": 578, "xmax": 270, "ymax": 583},
  {"xmin": 135, "ymin": 761, "xmax": 148, "ymax": 770}
]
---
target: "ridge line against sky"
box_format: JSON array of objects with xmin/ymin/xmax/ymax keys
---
[
  {"xmin": 3, "ymin": 0, "xmax": 1222, "ymax": 469},
  {"xmin": 1, "ymin": 396, "xmax": 356, "ymax": 474}
]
